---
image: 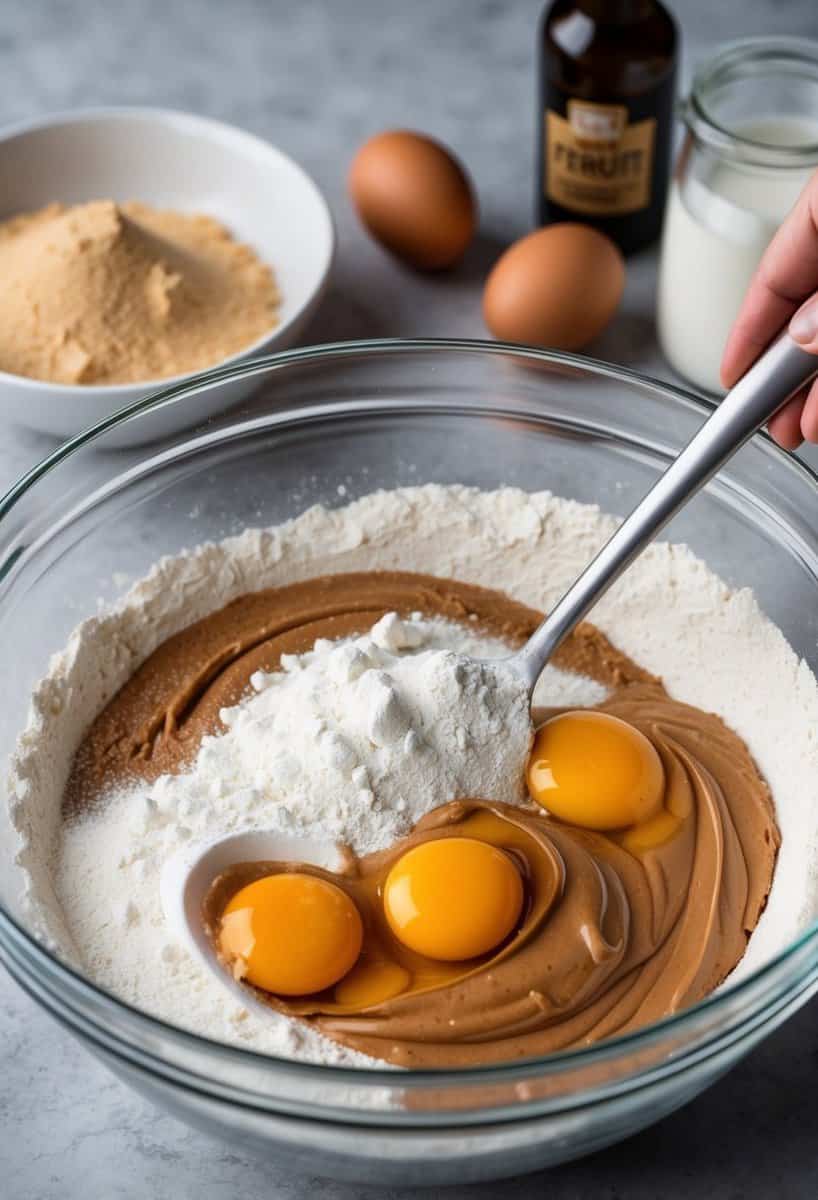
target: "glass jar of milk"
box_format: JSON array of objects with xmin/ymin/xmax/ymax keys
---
[{"xmin": 657, "ymin": 38, "xmax": 818, "ymax": 394}]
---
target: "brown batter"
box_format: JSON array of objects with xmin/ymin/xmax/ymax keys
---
[{"xmin": 64, "ymin": 571, "xmax": 779, "ymax": 1067}]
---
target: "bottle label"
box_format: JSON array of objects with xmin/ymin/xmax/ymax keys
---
[{"xmin": 545, "ymin": 99, "xmax": 656, "ymax": 216}]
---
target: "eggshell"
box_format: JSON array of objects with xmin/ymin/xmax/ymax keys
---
[
  {"xmin": 349, "ymin": 130, "xmax": 476, "ymax": 270},
  {"xmin": 482, "ymin": 224, "xmax": 625, "ymax": 350}
]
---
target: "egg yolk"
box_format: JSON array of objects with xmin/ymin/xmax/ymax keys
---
[
  {"xmin": 527, "ymin": 710, "xmax": 665, "ymax": 831},
  {"xmin": 219, "ymin": 873, "xmax": 363, "ymax": 996},
  {"xmin": 383, "ymin": 836, "xmax": 524, "ymax": 961},
  {"xmin": 334, "ymin": 960, "xmax": 411, "ymax": 1007}
]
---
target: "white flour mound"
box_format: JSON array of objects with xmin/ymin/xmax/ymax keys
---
[
  {"xmin": 8, "ymin": 484, "xmax": 818, "ymax": 1067},
  {"xmin": 126, "ymin": 614, "xmax": 532, "ymax": 859}
]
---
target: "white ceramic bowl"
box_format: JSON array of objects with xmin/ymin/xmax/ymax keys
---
[{"xmin": 0, "ymin": 107, "xmax": 335, "ymax": 443}]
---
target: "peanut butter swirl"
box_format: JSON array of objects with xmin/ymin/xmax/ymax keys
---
[
  {"xmin": 64, "ymin": 571, "xmax": 779, "ymax": 1067},
  {"xmin": 65, "ymin": 571, "xmax": 654, "ymax": 807},
  {"xmin": 204, "ymin": 688, "xmax": 778, "ymax": 1067}
]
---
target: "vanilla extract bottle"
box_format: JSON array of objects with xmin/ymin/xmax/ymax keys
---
[{"xmin": 536, "ymin": 0, "xmax": 678, "ymax": 254}]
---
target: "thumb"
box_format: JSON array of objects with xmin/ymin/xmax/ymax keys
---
[{"xmin": 789, "ymin": 293, "xmax": 818, "ymax": 353}]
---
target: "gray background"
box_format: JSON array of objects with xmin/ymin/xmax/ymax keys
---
[{"xmin": 2, "ymin": 1, "xmax": 818, "ymax": 1197}]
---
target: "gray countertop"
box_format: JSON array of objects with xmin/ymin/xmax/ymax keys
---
[{"xmin": 2, "ymin": 1, "xmax": 818, "ymax": 1196}]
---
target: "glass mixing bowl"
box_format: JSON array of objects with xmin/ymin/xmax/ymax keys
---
[{"xmin": 1, "ymin": 339, "xmax": 818, "ymax": 1187}]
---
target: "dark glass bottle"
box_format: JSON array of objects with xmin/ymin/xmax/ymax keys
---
[{"xmin": 536, "ymin": 0, "xmax": 678, "ymax": 254}]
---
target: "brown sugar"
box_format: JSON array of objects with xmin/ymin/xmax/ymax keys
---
[{"xmin": 0, "ymin": 200, "xmax": 280, "ymax": 385}]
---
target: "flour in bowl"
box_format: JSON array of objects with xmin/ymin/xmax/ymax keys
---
[{"xmin": 8, "ymin": 485, "xmax": 818, "ymax": 1065}]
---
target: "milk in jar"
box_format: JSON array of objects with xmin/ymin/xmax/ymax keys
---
[{"xmin": 656, "ymin": 41, "xmax": 818, "ymax": 394}]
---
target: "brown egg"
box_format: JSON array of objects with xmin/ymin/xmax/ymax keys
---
[
  {"xmin": 349, "ymin": 130, "xmax": 476, "ymax": 270},
  {"xmin": 482, "ymin": 224, "xmax": 625, "ymax": 350}
]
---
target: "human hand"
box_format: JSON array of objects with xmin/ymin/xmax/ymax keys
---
[{"xmin": 721, "ymin": 171, "xmax": 818, "ymax": 450}]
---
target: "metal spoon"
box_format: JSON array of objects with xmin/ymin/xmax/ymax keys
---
[
  {"xmin": 506, "ymin": 332, "xmax": 818, "ymax": 695},
  {"xmin": 162, "ymin": 331, "xmax": 817, "ymax": 998}
]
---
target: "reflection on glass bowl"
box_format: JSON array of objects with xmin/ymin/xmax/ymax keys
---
[{"xmin": 1, "ymin": 338, "xmax": 818, "ymax": 1187}]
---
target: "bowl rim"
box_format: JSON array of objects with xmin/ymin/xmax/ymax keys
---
[
  {"xmin": 0, "ymin": 104, "xmax": 336, "ymax": 398},
  {"xmin": 2, "ymin": 334, "xmax": 818, "ymax": 1091}
]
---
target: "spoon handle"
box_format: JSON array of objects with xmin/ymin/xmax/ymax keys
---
[{"xmin": 513, "ymin": 332, "xmax": 818, "ymax": 692}]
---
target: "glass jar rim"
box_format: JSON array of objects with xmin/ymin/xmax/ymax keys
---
[{"xmin": 685, "ymin": 36, "xmax": 818, "ymax": 167}]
